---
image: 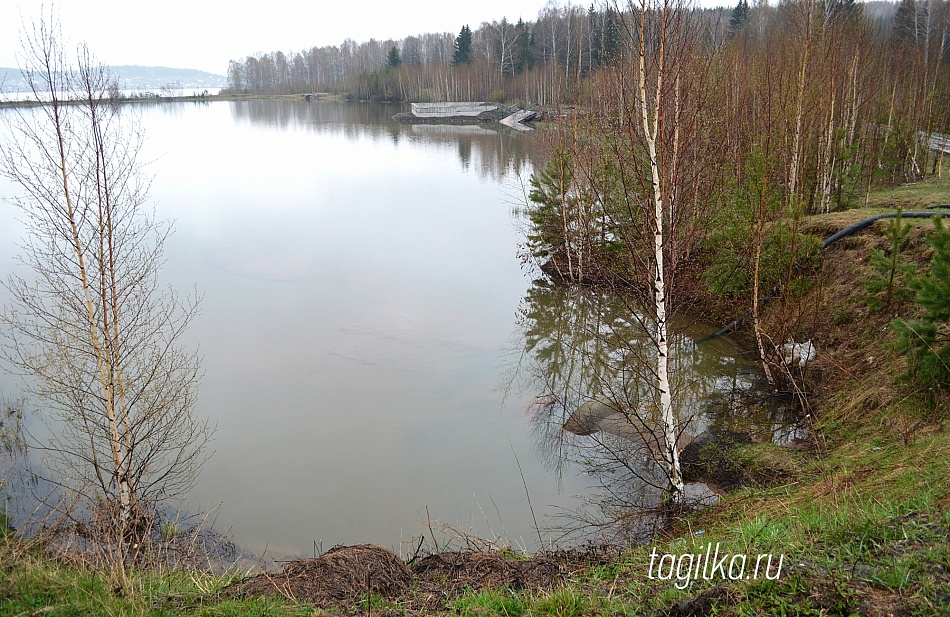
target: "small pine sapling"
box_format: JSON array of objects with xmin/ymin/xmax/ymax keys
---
[
  {"xmin": 862, "ymin": 209, "xmax": 916, "ymax": 311},
  {"xmin": 892, "ymin": 217, "xmax": 950, "ymax": 395}
]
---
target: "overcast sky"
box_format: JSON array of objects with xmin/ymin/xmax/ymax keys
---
[{"xmin": 1, "ymin": 0, "xmax": 729, "ymax": 75}]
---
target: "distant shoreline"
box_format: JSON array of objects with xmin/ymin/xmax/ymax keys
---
[{"xmin": 0, "ymin": 92, "xmax": 344, "ymax": 109}]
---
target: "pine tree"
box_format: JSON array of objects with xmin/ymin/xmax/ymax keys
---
[
  {"xmin": 862, "ymin": 210, "xmax": 917, "ymax": 311},
  {"xmin": 527, "ymin": 150, "xmax": 576, "ymax": 264},
  {"xmin": 453, "ymin": 25, "xmax": 472, "ymax": 65},
  {"xmin": 893, "ymin": 217, "xmax": 950, "ymax": 396}
]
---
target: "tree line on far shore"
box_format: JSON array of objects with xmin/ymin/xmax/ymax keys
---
[{"xmin": 222, "ymin": 1, "xmax": 941, "ymax": 105}]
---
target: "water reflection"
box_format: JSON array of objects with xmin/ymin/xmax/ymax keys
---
[
  {"xmin": 1, "ymin": 98, "xmax": 805, "ymax": 553},
  {"xmin": 1, "ymin": 99, "xmax": 571, "ymax": 557},
  {"xmin": 514, "ymin": 279, "xmax": 799, "ymax": 543},
  {"xmin": 229, "ymin": 100, "xmax": 539, "ymax": 182}
]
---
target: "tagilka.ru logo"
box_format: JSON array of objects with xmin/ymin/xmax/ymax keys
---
[{"xmin": 648, "ymin": 542, "xmax": 785, "ymax": 589}]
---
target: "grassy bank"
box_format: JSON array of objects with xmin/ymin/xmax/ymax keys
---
[{"xmin": 2, "ymin": 179, "xmax": 949, "ymax": 615}]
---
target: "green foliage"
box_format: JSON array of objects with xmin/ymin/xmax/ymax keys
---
[
  {"xmin": 358, "ymin": 591, "xmax": 392, "ymax": 612},
  {"xmin": 728, "ymin": 0, "xmax": 750, "ymax": 36},
  {"xmin": 525, "ymin": 149, "xmax": 630, "ymax": 281},
  {"xmin": 0, "ymin": 551, "xmax": 313, "ymax": 616},
  {"xmin": 514, "ymin": 19, "xmax": 534, "ymax": 74},
  {"xmin": 875, "ymin": 119, "xmax": 923, "ymax": 184},
  {"xmin": 353, "ymin": 68, "xmax": 401, "ymax": 101},
  {"xmin": 589, "ymin": 6, "xmax": 621, "ymax": 68},
  {"xmin": 527, "ymin": 150, "xmax": 576, "ymax": 260},
  {"xmin": 703, "ymin": 152, "xmax": 821, "ymax": 298},
  {"xmin": 893, "ymin": 217, "xmax": 950, "ymax": 394},
  {"xmin": 453, "ymin": 25, "xmax": 473, "ymax": 65},
  {"xmin": 861, "ymin": 210, "xmax": 917, "ymax": 311},
  {"xmin": 907, "ymin": 218, "xmax": 950, "ymax": 320},
  {"xmin": 0, "ymin": 512, "xmax": 12, "ymax": 538},
  {"xmin": 386, "ymin": 46, "xmax": 401, "ymax": 68},
  {"xmin": 159, "ymin": 520, "xmax": 181, "ymax": 541},
  {"xmin": 687, "ymin": 441, "xmax": 803, "ymax": 487},
  {"xmin": 827, "ymin": 128, "xmax": 865, "ymax": 210}
]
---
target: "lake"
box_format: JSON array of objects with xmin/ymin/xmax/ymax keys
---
[{"xmin": 0, "ymin": 100, "xmax": 794, "ymax": 559}]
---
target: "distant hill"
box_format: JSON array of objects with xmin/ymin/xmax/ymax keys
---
[{"xmin": 0, "ymin": 65, "xmax": 226, "ymax": 93}]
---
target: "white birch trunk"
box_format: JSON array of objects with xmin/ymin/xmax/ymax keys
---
[{"xmin": 637, "ymin": 2, "xmax": 683, "ymax": 504}]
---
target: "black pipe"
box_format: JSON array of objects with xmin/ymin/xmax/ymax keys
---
[{"xmin": 704, "ymin": 210, "xmax": 950, "ymax": 341}]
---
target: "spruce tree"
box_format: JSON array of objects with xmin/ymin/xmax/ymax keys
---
[
  {"xmin": 514, "ymin": 18, "xmax": 533, "ymax": 74},
  {"xmin": 453, "ymin": 25, "xmax": 472, "ymax": 65},
  {"xmin": 588, "ymin": 6, "xmax": 603, "ymax": 68},
  {"xmin": 601, "ymin": 6, "xmax": 621, "ymax": 63},
  {"xmin": 728, "ymin": 0, "xmax": 750, "ymax": 37},
  {"xmin": 386, "ymin": 46, "xmax": 401, "ymax": 68}
]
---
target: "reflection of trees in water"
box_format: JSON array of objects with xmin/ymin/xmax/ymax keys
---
[
  {"xmin": 515, "ymin": 279, "xmax": 797, "ymax": 544},
  {"xmin": 0, "ymin": 399, "xmax": 42, "ymax": 527},
  {"xmin": 229, "ymin": 100, "xmax": 542, "ymax": 182},
  {"xmin": 407, "ymin": 124, "xmax": 538, "ymax": 182},
  {"xmin": 230, "ymin": 99, "xmax": 400, "ymax": 134}
]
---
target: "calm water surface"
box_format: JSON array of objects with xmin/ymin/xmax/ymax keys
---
[
  {"xmin": 0, "ymin": 100, "xmax": 789, "ymax": 558},
  {"xmin": 145, "ymin": 100, "xmax": 564, "ymax": 558}
]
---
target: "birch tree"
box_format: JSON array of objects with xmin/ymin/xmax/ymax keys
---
[
  {"xmin": 631, "ymin": 0, "xmax": 684, "ymax": 504},
  {"xmin": 527, "ymin": 0, "xmax": 714, "ymax": 507},
  {"xmin": 0, "ymin": 18, "xmax": 209, "ymax": 581}
]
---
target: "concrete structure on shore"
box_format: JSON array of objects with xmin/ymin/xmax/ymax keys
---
[
  {"xmin": 500, "ymin": 108, "xmax": 538, "ymax": 131},
  {"xmin": 410, "ymin": 102, "xmax": 498, "ymax": 117}
]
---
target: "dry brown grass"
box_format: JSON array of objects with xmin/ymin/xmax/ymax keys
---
[
  {"xmin": 226, "ymin": 544, "xmax": 412, "ymax": 605},
  {"xmin": 224, "ymin": 544, "xmax": 575, "ymax": 611}
]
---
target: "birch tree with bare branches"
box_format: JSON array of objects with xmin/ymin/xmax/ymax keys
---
[
  {"xmin": 0, "ymin": 17, "xmax": 209, "ymax": 582},
  {"xmin": 527, "ymin": 0, "xmax": 715, "ymax": 507}
]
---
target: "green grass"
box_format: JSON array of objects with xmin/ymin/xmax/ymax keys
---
[
  {"xmin": 454, "ymin": 588, "xmax": 528, "ymax": 617},
  {"xmin": 528, "ymin": 586, "xmax": 594, "ymax": 617},
  {"xmin": 0, "ymin": 551, "xmax": 314, "ymax": 617},
  {"xmin": 863, "ymin": 174, "xmax": 950, "ymax": 209}
]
